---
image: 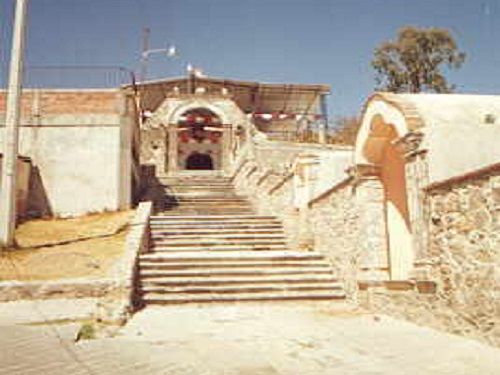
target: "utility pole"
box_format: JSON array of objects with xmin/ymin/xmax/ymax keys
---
[{"xmin": 0, "ymin": 0, "xmax": 29, "ymax": 248}]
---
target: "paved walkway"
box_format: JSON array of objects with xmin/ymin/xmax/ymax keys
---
[
  {"xmin": 1, "ymin": 301, "xmax": 499, "ymax": 374},
  {"xmin": 0, "ymin": 298, "xmax": 97, "ymax": 325}
]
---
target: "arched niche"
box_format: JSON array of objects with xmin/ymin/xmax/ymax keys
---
[
  {"xmin": 168, "ymin": 99, "xmax": 230, "ymax": 126},
  {"xmin": 355, "ymin": 98, "xmax": 415, "ymax": 280},
  {"xmin": 173, "ymin": 107, "xmax": 224, "ymax": 172}
]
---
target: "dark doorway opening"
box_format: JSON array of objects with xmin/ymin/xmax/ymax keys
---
[{"xmin": 186, "ymin": 152, "xmax": 214, "ymax": 170}]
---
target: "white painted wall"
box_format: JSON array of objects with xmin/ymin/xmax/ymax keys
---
[
  {"xmin": 0, "ymin": 114, "xmax": 123, "ymax": 217},
  {"xmin": 399, "ymin": 94, "xmax": 500, "ymax": 183},
  {"xmin": 312, "ymin": 148, "xmax": 352, "ymax": 199}
]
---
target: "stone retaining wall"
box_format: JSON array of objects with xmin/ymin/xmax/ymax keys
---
[
  {"xmin": 95, "ymin": 201, "xmax": 152, "ymax": 323},
  {"xmin": 0, "ymin": 202, "xmax": 153, "ymax": 325},
  {"xmin": 233, "ymin": 160, "xmax": 300, "ymax": 250},
  {"xmin": 361, "ymin": 166, "xmax": 500, "ymax": 347},
  {"xmin": 232, "ymin": 150, "xmax": 359, "ymax": 294},
  {"xmin": 0, "ymin": 278, "xmax": 116, "ymax": 302},
  {"xmin": 309, "ymin": 181, "xmax": 359, "ymax": 297}
]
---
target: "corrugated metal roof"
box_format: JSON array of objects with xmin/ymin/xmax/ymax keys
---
[{"xmin": 133, "ymin": 75, "xmax": 330, "ymax": 114}]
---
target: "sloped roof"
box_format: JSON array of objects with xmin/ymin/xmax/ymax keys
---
[
  {"xmin": 358, "ymin": 91, "xmax": 500, "ymax": 184},
  {"xmin": 362, "ymin": 92, "xmax": 500, "ymax": 131},
  {"xmin": 132, "ymin": 76, "xmax": 330, "ymax": 115}
]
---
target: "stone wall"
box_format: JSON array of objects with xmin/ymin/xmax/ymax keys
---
[
  {"xmin": 309, "ymin": 181, "xmax": 359, "ymax": 297},
  {"xmin": 95, "ymin": 201, "xmax": 152, "ymax": 324},
  {"xmin": 232, "ymin": 143, "xmax": 359, "ymax": 295},
  {"xmin": 233, "ymin": 159, "xmax": 298, "ymax": 249},
  {"xmin": 361, "ymin": 164, "xmax": 500, "ymax": 348}
]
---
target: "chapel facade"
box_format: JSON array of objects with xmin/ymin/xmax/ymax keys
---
[{"xmin": 136, "ymin": 74, "xmax": 329, "ymax": 178}]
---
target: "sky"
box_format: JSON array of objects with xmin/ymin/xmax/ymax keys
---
[{"xmin": 1, "ymin": 0, "xmax": 499, "ymax": 119}]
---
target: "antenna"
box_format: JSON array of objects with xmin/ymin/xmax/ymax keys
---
[{"xmin": 140, "ymin": 27, "xmax": 150, "ymax": 82}]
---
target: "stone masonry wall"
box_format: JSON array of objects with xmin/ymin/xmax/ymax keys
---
[
  {"xmin": 233, "ymin": 160, "xmax": 299, "ymax": 250},
  {"xmin": 233, "ymin": 139, "xmax": 499, "ymax": 347},
  {"xmin": 361, "ymin": 165, "xmax": 500, "ymax": 348},
  {"xmin": 232, "ymin": 153, "xmax": 360, "ymax": 298},
  {"xmin": 309, "ymin": 181, "xmax": 360, "ymax": 297}
]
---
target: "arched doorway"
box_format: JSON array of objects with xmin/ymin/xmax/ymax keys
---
[
  {"xmin": 176, "ymin": 108, "xmax": 223, "ymax": 171},
  {"xmin": 356, "ymin": 108, "xmax": 415, "ymax": 280},
  {"xmin": 186, "ymin": 152, "xmax": 214, "ymax": 170}
]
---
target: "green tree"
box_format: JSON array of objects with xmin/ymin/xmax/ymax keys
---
[{"xmin": 372, "ymin": 26, "xmax": 466, "ymax": 93}]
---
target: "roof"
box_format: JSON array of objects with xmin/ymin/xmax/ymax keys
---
[
  {"xmin": 364, "ymin": 92, "xmax": 500, "ymax": 130},
  {"xmin": 359, "ymin": 92, "xmax": 500, "ymax": 184},
  {"xmin": 132, "ymin": 75, "xmax": 330, "ymax": 115}
]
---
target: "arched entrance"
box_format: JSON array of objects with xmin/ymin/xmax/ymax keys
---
[
  {"xmin": 356, "ymin": 103, "xmax": 415, "ymax": 280},
  {"xmin": 176, "ymin": 108, "xmax": 223, "ymax": 171},
  {"xmin": 186, "ymin": 152, "xmax": 214, "ymax": 170}
]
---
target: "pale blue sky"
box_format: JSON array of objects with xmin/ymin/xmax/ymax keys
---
[{"xmin": 1, "ymin": 0, "xmax": 499, "ymax": 118}]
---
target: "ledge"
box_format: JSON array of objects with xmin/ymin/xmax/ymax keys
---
[
  {"xmin": 0, "ymin": 278, "xmax": 117, "ymax": 302},
  {"xmin": 268, "ymin": 173, "xmax": 294, "ymax": 195},
  {"xmin": 308, "ymin": 176, "xmax": 353, "ymax": 207},
  {"xmin": 358, "ymin": 280, "xmax": 437, "ymax": 294},
  {"xmin": 424, "ymin": 162, "xmax": 500, "ymax": 192},
  {"xmin": 95, "ymin": 201, "xmax": 152, "ymax": 323}
]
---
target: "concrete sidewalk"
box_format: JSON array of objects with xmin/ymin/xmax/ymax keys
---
[
  {"xmin": 0, "ymin": 298, "xmax": 97, "ymax": 325},
  {"xmin": 119, "ymin": 302, "xmax": 500, "ymax": 375},
  {"xmin": 1, "ymin": 301, "xmax": 499, "ymax": 374}
]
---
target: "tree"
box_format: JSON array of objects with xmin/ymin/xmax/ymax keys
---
[
  {"xmin": 372, "ymin": 26, "xmax": 466, "ymax": 93},
  {"xmin": 327, "ymin": 116, "xmax": 360, "ymax": 145}
]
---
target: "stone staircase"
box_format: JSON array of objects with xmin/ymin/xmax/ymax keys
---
[{"xmin": 138, "ymin": 175, "xmax": 345, "ymax": 305}]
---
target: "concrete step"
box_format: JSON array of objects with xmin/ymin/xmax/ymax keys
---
[
  {"xmin": 150, "ymin": 219, "xmax": 281, "ymax": 225},
  {"xmin": 163, "ymin": 202, "xmax": 253, "ymax": 207},
  {"xmin": 168, "ymin": 191, "xmax": 240, "ymax": 199},
  {"xmin": 141, "ymin": 282, "xmax": 343, "ymax": 295},
  {"xmin": 142, "ymin": 290, "xmax": 346, "ymax": 304},
  {"xmin": 140, "ymin": 267, "xmax": 332, "ymax": 278},
  {"xmin": 149, "ymin": 222, "xmax": 281, "ymax": 228},
  {"xmin": 139, "ymin": 176, "xmax": 346, "ymax": 307},
  {"xmin": 150, "ymin": 215, "xmax": 279, "ymax": 221},
  {"xmin": 165, "ymin": 185, "xmax": 235, "ymax": 189},
  {"xmin": 167, "ymin": 187, "xmax": 235, "ymax": 191},
  {"xmin": 160, "ymin": 179, "xmax": 233, "ymax": 184},
  {"xmin": 152, "ymin": 238, "xmax": 286, "ymax": 250},
  {"xmin": 151, "ymin": 245, "xmax": 288, "ymax": 252},
  {"xmin": 140, "ymin": 274, "xmax": 338, "ymax": 286},
  {"xmin": 151, "ymin": 230, "xmax": 284, "ymax": 237},
  {"xmin": 150, "ymin": 226, "xmax": 283, "ymax": 232},
  {"xmin": 151, "ymin": 233, "xmax": 286, "ymax": 241},
  {"xmin": 160, "ymin": 210, "xmax": 255, "ymax": 215},
  {"xmin": 139, "ymin": 251, "xmax": 324, "ymax": 262},
  {"xmin": 139, "ymin": 260, "xmax": 330, "ymax": 270},
  {"xmin": 173, "ymin": 197, "xmax": 249, "ymax": 202},
  {"xmin": 164, "ymin": 206, "xmax": 251, "ymax": 209},
  {"xmin": 162, "ymin": 207, "xmax": 254, "ymax": 212}
]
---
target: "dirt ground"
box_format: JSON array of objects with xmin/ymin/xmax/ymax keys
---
[{"xmin": 0, "ymin": 210, "xmax": 132, "ymax": 281}]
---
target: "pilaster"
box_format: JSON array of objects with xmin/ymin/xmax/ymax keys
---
[
  {"xmin": 221, "ymin": 124, "xmax": 232, "ymax": 173},
  {"xmin": 292, "ymin": 153, "xmax": 319, "ymax": 251},
  {"xmin": 394, "ymin": 131, "xmax": 431, "ymax": 279},
  {"xmin": 167, "ymin": 125, "xmax": 178, "ymax": 175},
  {"xmin": 353, "ymin": 164, "xmax": 390, "ymax": 281}
]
